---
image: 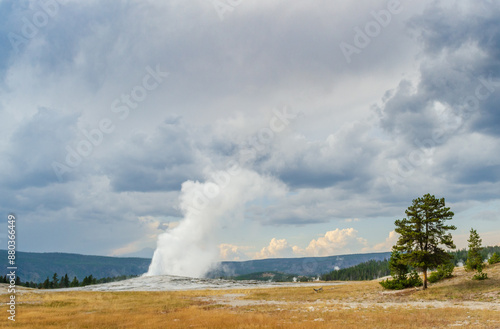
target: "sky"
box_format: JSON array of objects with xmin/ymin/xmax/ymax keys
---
[{"xmin": 0, "ymin": 0, "xmax": 499, "ymax": 263}]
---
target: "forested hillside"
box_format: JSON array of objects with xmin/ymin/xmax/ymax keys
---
[
  {"xmin": 321, "ymin": 259, "xmax": 390, "ymax": 281},
  {"xmin": 0, "ymin": 250, "xmax": 150, "ymax": 283},
  {"xmin": 206, "ymin": 252, "xmax": 392, "ymax": 278}
]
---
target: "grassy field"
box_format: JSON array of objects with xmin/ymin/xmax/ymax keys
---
[{"xmin": 1, "ymin": 263, "xmax": 499, "ymax": 328}]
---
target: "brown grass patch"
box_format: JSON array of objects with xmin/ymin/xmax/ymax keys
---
[{"xmin": 0, "ymin": 263, "xmax": 498, "ymax": 328}]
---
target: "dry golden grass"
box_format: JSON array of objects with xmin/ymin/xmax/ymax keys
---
[{"xmin": 1, "ymin": 263, "xmax": 499, "ymax": 328}]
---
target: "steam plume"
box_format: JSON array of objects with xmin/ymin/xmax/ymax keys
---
[{"xmin": 146, "ymin": 169, "xmax": 285, "ymax": 278}]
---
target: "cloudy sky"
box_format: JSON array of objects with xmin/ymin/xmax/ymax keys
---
[{"xmin": 1, "ymin": 0, "xmax": 499, "ymax": 263}]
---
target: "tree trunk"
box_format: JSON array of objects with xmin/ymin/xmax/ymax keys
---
[{"xmin": 423, "ymin": 268, "xmax": 427, "ymax": 289}]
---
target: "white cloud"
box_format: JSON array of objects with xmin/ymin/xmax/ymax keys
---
[
  {"xmin": 110, "ymin": 239, "xmax": 150, "ymax": 257},
  {"xmin": 219, "ymin": 243, "xmax": 250, "ymax": 261},
  {"xmin": 365, "ymin": 230, "xmax": 399, "ymax": 252},
  {"xmin": 253, "ymin": 228, "xmax": 370, "ymax": 259},
  {"xmin": 253, "ymin": 238, "xmax": 297, "ymax": 259},
  {"xmin": 303, "ymin": 228, "xmax": 366, "ymax": 257}
]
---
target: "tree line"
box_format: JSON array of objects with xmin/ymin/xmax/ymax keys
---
[
  {"xmin": 0, "ymin": 273, "xmax": 136, "ymax": 289},
  {"xmin": 321, "ymin": 259, "xmax": 391, "ymax": 281},
  {"xmin": 451, "ymin": 245, "xmax": 500, "ymax": 265}
]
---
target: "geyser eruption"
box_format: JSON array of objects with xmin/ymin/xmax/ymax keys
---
[{"xmin": 146, "ymin": 168, "xmax": 285, "ymax": 278}]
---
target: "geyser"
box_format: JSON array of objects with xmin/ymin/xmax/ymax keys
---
[{"xmin": 145, "ymin": 169, "xmax": 285, "ymax": 278}]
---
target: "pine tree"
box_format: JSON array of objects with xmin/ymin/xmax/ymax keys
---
[
  {"xmin": 70, "ymin": 276, "xmax": 80, "ymax": 287},
  {"xmin": 43, "ymin": 277, "xmax": 50, "ymax": 289},
  {"xmin": 466, "ymin": 229, "xmax": 488, "ymax": 280},
  {"xmin": 63, "ymin": 274, "xmax": 70, "ymax": 288},
  {"xmin": 393, "ymin": 193, "xmax": 456, "ymax": 289},
  {"xmin": 489, "ymin": 252, "xmax": 500, "ymax": 265},
  {"xmin": 51, "ymin": 273, "xmax": 59, "ymax": 289},
  {"xmin": 388, "ymin": 251, "xmax": 409, "ymax": 281},
  {"xmin": 465, "ymin": 229, "xmax": 483, "ymax": 271}
]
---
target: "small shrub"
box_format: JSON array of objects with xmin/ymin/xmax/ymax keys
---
[
  {"xmin": 428, "ymin": 261, "xmax": 455, "ymax": 283},
  {"xmin": 379, "ymin": 271, "xmax": 423, "ymax": 290},
  {"xmin": 472, "ymin": 271, "xmax": 488, "ymax": 280},
  {"xmin": 428, "ymin": 271, "xmax": 440, "ymax": 283},
  {"xmin": 471, "ymin": 263, "xmax": 488, "ymax": 280},
  {"xmin": 379, "ymin": 278, "xmax": 404, "ymax": 290},
  {"xmin": 407, "ymin": 271, "xmax": 423, "ymax": 287},
  {"xmin": 488, "ymin": 252, "xmax": 500, "ymax": 265}
]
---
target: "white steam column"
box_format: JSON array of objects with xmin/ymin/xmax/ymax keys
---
[{"xmin": 146, "ymin": 169, "xmax": 286, "ymax": 278}]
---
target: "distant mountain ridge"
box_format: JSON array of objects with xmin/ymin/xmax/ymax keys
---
[
  {"xmin": 1, "ymin": 250, "xmax": 391, "ymax": 282},
  {"xmin": 206, "ymin": 252, "xmax": 391, "ymax": 278},
  {"xmin": 0, "ymin": 250, "xmax": 151, "ymax": 283}
]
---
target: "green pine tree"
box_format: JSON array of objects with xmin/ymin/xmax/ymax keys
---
[
  {"xmin": 465, "ymin": 229, "xmax": 483, "ymax": 271},
  {"xmin": 43, "ymin": 277, "xmax": 50, "ymax": 289},
  {"xmin": 51, "ymin": 273, "xmax": 59, "ymax": 289},
  {"xmin": 393, "ymin": 193, "xmax": 456, "ymax": 289},
  {"xmin": 70, "ymin": 276, "xmax": 80, "ymax": 287},
  {"xmin": 489, "ymin": 252, "xmax": 500, "ymax": 265},
  {"xmin": 388, "ymin": 250, "xmax": 409, "ymax": 281},
  {"xmin": 61, "ymin": 274, "xmax": 70, "ymax": 288},
  {"xmin": 466, "ymin": 229, "xmax": 488, "ymax": 280}
]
